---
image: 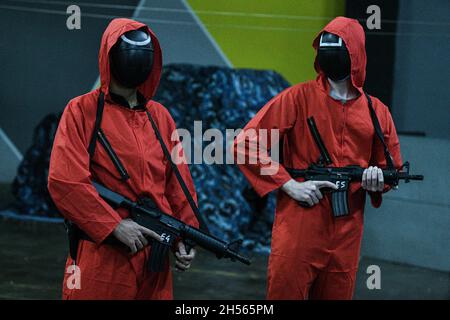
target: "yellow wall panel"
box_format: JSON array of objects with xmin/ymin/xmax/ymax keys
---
[{"xmin": 188, "ymin": 0, "xmax": 346, "ymax": 84}]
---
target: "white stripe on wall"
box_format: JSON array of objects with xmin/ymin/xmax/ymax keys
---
[
  {"xmin": 0, "ymin": 127, "xmax": 23, "ymax": 161},
  {"xmin": 180, "ymin": 0, "xmax": 233, "ymax": 67}
]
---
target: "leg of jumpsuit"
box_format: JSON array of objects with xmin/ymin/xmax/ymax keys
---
[
  {"xmin": 61, "ymin": 241, "xmax": 173, "ymax": 300},
  {"xmin": 266, "ymin": 254, "xmax": 319, "ymax": 300},
  {"xmin": 135, "ymin": 253, "xmax": 173, "ymax": 300},
  {"xmin": 309, "ymin": 269, "xmax": 357, "ymax": 300},
  {"xmin": 266, "ymin": 253, "xmax": 357, "ymax": 300}
]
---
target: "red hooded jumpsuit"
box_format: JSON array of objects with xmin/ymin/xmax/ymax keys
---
[
  {"xmin": 48, "ymin": 18, "xmax": 198, "ymax": 300},
  {"xmin": 234, "ymin": 17, "xmax": 402, "ymax": 299}
]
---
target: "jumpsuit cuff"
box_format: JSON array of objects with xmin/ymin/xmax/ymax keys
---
[
  {"xmin": 253, "ymin": 169, "xmax": 292, "ymax": 198},
  {"xmin": 92, "ymin": 216, "xmax": 122, "ymax": 245}
]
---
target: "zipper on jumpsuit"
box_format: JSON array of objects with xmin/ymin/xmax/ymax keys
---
[
  {"xmin": 331, "ymin": 101, "xmax": 347, "ymax": 253},
  {"xmin": 341, "ymin": 101, "xmax": 346, "ymax": 161},
  {"xmin": 130, "ymin": 112, "xmax": 150, "ymax": 277}
]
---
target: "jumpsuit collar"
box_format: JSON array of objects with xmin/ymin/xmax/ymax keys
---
[{"xmin": 109, "ymin": 91, "xmax": 147, "ymax": 110}]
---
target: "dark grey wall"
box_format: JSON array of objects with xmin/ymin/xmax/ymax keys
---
[
  {"xmin": 391, "ymin": 0, "xmax": 450, "ymax": 139},
  {"xmin": 0, "ymin": 0, "xmax": 138, "ymax": 153},
  {"xmin": 361, "ymin": 135, "xmax": 450, "ymax": 272},
  {"xmin": 360, "ymin": 0, "xmax": 450, "ymax": 272}
]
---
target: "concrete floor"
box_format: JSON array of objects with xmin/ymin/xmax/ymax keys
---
[
  {"xmin": 0, "ymin": 183, "xmax": 448, "ymax": 300},
  {"xmin": 0, "ymin": 217, "xmax": 448, "ymax": 300}
]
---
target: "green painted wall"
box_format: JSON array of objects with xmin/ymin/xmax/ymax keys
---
[{"xmin": 187, "ymin": 0, "xmax": 345, "ymax": 85}]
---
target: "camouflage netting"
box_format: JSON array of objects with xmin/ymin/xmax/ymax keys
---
[
  {"xmin": 11, "ymin": 64, "xmax": 290, "ymax": 253},
  {"xmin": 11, "ymin": 114, "xmax": 60, "ymax": 217}
]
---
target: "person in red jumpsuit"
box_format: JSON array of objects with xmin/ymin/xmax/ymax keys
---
[
  {"xmin": 48, "ymin": 18, "xmax": 198, "ymax": 299},
  {"xmin": 234, "ymin": 17, "xmax": 403, "ymax": 299}
]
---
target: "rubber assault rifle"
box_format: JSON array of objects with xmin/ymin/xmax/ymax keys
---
[
  {"xmin": 93, "ymin": 181, "xmax": 251, "ymax": 271},
  {"xmin": 285, "ymin": 115, "xmax": 424, "ymax": 217}
]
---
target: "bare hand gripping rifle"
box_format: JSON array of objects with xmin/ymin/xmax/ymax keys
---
[{"xmin": 285, "ymin": 93, "xmax": 424, "ymax": 217}]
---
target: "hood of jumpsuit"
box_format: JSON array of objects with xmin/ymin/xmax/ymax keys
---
[
  {"xmin": 312, "ymin": 16, "xmax": 367, "ymax": 94},
  {"xmin": 98, "ymin": 18, "xmax": 163, "ymax": 100}
]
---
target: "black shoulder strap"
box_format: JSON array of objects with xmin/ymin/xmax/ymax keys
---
[
  {"xmin": 87, "ymin": 91, "xmax": 129, "ymax": 180},
  {"xmin": 88, "ymin": 91, "xmax": 105, "ymax": 159},
  {"xmin": 364, "ymin": 92, "xmax": 395, "ymax": 169},
  {"xmin": 146, "ymin": 110, "xmax": 210, "ymax": 233}
]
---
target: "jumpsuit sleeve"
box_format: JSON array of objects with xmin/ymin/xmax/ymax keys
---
[
  {"xmin": 233, "ymin": 88, "xmax": 298, "ymax": 197},
  {"xmin": 368, "ymin": 98, "xmax": 403, "ymax": 208},
  {"xmin": 160, "ymin": 109, "xmax": 199, "ymax": 229},
  {"xmin": 48, "ymin": 100, "xmax": 122, "ymax": 243}
]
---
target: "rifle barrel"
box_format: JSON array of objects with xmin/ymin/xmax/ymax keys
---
[
  {"xmin": 227, "ymin": 249, "xmax": 251, "ymax": 265},
  {"xmin": 401, "ymin": 174, "xmax": 424, "ymax": 180}
]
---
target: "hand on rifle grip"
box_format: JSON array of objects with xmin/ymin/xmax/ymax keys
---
[
  {"xmin": 282, "ymin": 179, "xmax": 338, "ymax": 207},
  {"xmin": 112, "ymin": 218, "xmax": 162, "ymax": 255}
]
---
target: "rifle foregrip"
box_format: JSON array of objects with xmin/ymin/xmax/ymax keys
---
[
  {"xmin": 183, "ymin": 239, "xmax": 196, "ymax": 255},
  {"xmin": 183, "ymin": 226, "xmax": 228, "ymax": 254}
]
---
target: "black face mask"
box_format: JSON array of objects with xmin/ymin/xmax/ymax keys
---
[
  {"xmin": 317, "ymin": 32, "xmax": 351, "ymax": 81},
  {"xmin": 110, "ymin": 29, "xmax": 154, "ymax": 88}
]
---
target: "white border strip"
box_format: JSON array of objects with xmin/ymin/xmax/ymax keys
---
[
  {"xmin": 0, "ymin": 127, "xmax": 23, "ymax": 161},
  {"xmin": 179, "ymin": 0, "xmax": 233, "ymax": 68},
  {"xmin": 133, "ymin": 0, "xmax": 146, "ymax": 19}
]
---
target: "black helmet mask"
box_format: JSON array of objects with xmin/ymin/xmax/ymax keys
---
[
  {"xmin": 110, "ymin": 29, "xmax": 154, "ymax": 88},
  {"xmin": 317, "ymin": 32, "xmax": 351, "ymax": 82}
]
